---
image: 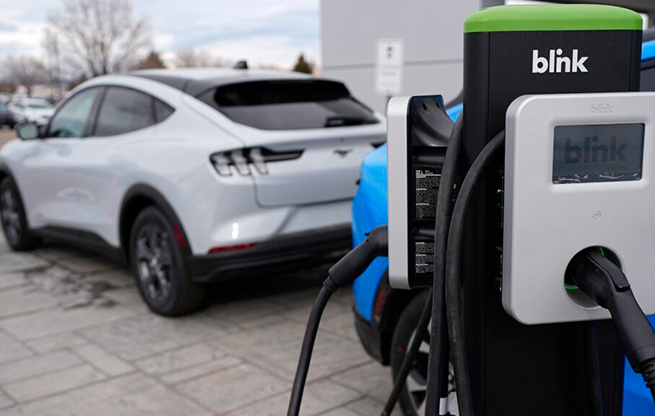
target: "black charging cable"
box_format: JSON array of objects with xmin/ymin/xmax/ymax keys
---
[
  {"xmin": 582, "ymin": 321, "xmax": 604, "ymax": 416},
  {"xmin": 444, "ymin": 130, "xmax": 505, "ymax": 416},
  {"xmin": 425, "ymin": 113, "xmax": 464, "ymax": 416},
  {"xmin": 287, "ymin": 225, "xmax": 388, "ymax": 416},
  {"xmin": 567, "ymin": 248, "xmax": 655, "ymax": 403},
  {"xmin": 380, "ymin": 115, "xmax": 464, "ymax": 416}
]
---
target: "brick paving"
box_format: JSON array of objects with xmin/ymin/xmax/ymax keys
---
[
  {"xmin": 0, "ymin": 130, "xmax": 15, "ymax": 150},
  {"xmin": 0, "ymin": 232, "xmax": 402, "ymax": 416}
]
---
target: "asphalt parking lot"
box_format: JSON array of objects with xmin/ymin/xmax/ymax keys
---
[{"xmin": 0, "ymin": 132, "xmax": 400, "ymax": 416}]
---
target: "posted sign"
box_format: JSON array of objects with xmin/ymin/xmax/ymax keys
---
[{"xmin": 376, "ymin": 39, "xmax": 404, "ymax": 95}]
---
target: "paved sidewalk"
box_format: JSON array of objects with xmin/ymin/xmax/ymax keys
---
[
  {"xmin": 0, "ymin": 233, "xmax": 401, "ymax": 416},
  {"xmin": 0, "ymin": 130, "xmax": 15, "ymax": 149}
]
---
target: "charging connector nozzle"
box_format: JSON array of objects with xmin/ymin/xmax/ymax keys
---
[
  {"xmin": 328, "ymin": 225, "xmax": 388, "ymax": 288},
  {"xmin": 567, "ymin": 248, "xmax": 655, "ymax": 400}
]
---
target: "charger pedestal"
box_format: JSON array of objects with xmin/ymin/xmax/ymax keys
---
[{"xmin": 461, "ymin": 5, "xmax": 642, "ymax": 415}]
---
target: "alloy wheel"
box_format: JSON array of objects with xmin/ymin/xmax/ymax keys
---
[
  {"xmin": 405, "ymin": 330, "xmax": 430, "ymax": 415},
  {"xmin": 135, "ymin": 224, "xmax": 174, "ymax": 304},
  {"xmin": 0, "ymin": 187, "xmax": 21, "ymax": 245},
  {"xmin": 404, "ymin": 327, "xmax": 456, "ymax": 416}
]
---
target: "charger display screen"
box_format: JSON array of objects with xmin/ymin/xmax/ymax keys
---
[{"xmin": 553, "ymin": 123, "xmax": 645, "ymax": 184}]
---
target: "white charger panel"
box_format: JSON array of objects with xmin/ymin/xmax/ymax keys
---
[
  {"xmin": 388, "ymin": 96, "xmax": 412, "ymax": 289},
  {"xmin": 503, "ymin": 92, "xmax": 655, "ymax": 325}
]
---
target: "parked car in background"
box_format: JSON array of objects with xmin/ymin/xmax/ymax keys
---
[
  {"xmin": 8, "ymin": 98, "xmax": 55, "ymax": 126},
  {"xmin": 0, "ymin": 68, "xmax": 386, "ymax": 316},
  {"xmin": 351, "ymin": 35, "xmax": 655, "ymax": 416},
  {"xmin": 0, "ymin": 102, "xmax": 16, "ymax": 129}
]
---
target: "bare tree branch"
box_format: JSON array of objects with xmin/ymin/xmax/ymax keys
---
[
  {"xmin": 47, "ymin": 0, "xmax": 151, "ymax": 79},
  {"xmin": 174, "ymin": 49, "xmax": 230, "ymax": 68},
  {"xmin": 1, "ymin": 55, "xmax": 48, "ymax": 96}
]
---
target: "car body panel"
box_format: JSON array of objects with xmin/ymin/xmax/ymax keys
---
[{"xmin": 248, "ymin": 126, "xmax": 385, "ymax": 207}]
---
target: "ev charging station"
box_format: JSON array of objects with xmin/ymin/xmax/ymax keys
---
[
  {"xmin": 503, "ymin": 92, "xmax": 655, "ymax": 326},
  {"xmin": 288, "ymin": 4, "xmax": 655, "ymax": 416},
  {"xmin": 387, "ymin": 4, "xmax": 652, "ymax": 416}
]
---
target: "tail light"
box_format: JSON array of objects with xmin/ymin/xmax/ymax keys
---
[{"xmin": 210, "ymin": 147, "xmax": 303, "ymax": 176}]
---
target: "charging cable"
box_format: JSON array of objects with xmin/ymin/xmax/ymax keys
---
[
  {"xmin": 443, "ymin": 130, "xmax": 506, "ymax": 416},
  {"xmin": 567, "ymin": 248, "xmax": 655, "ymax": 403},
  {"xmin": 424, "ymin": 113, "xmax": 464, "ymax": 416},
  {"xmin": 582, "ymin": 321, "xmax": 604, "ymax": 416},
  {"xmin": 286, "ymin": 225, "xmax": 388, "ymax": 416}
]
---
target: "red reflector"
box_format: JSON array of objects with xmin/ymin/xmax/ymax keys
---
[
  {"xmin": 173, "ymin": 224, "xmax": 186, "ymax": 248},
  {"xmin": 374, "ymin": 286, "xmax": 388, "ymax": 319},
  {"xmin": 209, "ymin": 243, "xmax": 256, "ymax": 254}
]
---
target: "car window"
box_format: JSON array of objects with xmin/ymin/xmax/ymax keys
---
[
  {"xmin": 641, "ymin": 62, "xmax": 655, "ymax": 92},
  {"xmin": 153, "ymin": 99, "xmax": 174, "ymax": 123},
  {"xmin": 93, "ymin": 87, "xmax": 155, "ymax": 137},
  {"xmin": 48, "ymin": 88, "xmax": 100, "ymax": 138},
  {"xmin": 197, "ymin": 80, "xmax": 379, "ymax": 130}
]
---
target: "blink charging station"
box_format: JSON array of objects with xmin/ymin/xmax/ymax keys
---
[
  {"xmin": 287, "ymin": 5, "xmax": 655, "ymax": 416},
  {"xmin": 503, "ymin": 92, "xmax": 655, "ymax": 325}
]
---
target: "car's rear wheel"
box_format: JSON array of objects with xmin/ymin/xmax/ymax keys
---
[
  {"xmin": 391, "ymin": 291, "xmax": 456, "ymax": 416},
  {"xmin": 0, "ymin": 177, "xmax": 39, "ymax": 251},
  {"xmin": 130, "ymin": 206, "xmax": 206, "ymax": 316}
]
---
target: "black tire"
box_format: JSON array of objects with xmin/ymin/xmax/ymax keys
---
[
  {"xmin": 0, "ymin": 177, "xmax": 39, "ymax": 251},
  {"xmin": 390, "ymin": 291, "xmax": 432, "ymax": 416},
  {"xmin": 130, "ymin": 206, "xmax": 206, "ymax": 316}
]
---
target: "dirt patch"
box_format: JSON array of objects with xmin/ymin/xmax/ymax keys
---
[{"xmin": 26, "ymin": 266, "xmax": 118, "ymax": 310}]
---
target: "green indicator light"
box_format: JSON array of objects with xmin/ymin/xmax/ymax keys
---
[{"xmin": 566, "ymin": 285, "xmax": 580, "ymax": 291}]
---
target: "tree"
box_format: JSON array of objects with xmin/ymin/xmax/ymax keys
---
[
  {"xmin": 0, "ymin": 83, "xmax": 16, "ymax": 94},
  {"xmin": 134, "ymin": 51, "xmax": 165, "ymax": 70},
  {"xmin": 1, "ymin": 55, "xmax": 47, "ymax": 96},
  {"xmin": 174, "ymin": 49, "xmax": 228, "ymax": 68},
  {"xmin": 68, "ymin": 75, "xmax": 89, "ymax": 91},
  {"xmin": 293, "ymin": 54, "xmax": 313, "ymax": 74},
  {"xmin": 47, "ymin": 0, "xmax": 151, "ymax": 78},
  {"xmin": 42, "ymin": 29, "xmax": 63, "ymax": 95}
]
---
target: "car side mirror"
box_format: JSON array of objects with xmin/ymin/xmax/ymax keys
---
[{"xmin": 16, "ymin": 123, "xmax": 40, "ymax": 140}]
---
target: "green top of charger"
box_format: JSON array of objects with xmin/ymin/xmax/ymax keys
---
[{"xmin": 465, "ymin": 5, "xmax": 642, "ymax": 33}]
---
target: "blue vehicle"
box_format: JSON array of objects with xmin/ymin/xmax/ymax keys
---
[{"xmin": 351, "ymin": 33, "xmax": 655, "ymax": 416}]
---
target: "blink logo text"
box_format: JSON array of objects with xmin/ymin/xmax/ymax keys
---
[
  {"xmin": 533, "ymin": 49, "xmax": 588, "ymax": 74},
  {"xmin": 564, "ymin": 136, "xmax": 627, "ymax": 164}
]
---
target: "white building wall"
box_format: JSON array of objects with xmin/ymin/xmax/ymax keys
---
[{"xmin": 320, "ymin": 0, "xmax": 483, "ymax": 112}]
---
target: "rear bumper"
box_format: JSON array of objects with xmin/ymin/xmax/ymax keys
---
[{"xmin": 188, "ymin": 224, "xmax": 351, "ymax": 283}]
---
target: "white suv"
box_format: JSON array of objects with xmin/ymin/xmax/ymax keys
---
[
  {"xmin": 8, "ymin": 98, "xmax": 56, "ymax": 126},
  {"xmin": 0, "ymin": 68, "xmax": 385, "ymax": 315}
]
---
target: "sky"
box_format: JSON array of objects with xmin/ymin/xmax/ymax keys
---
[{"xmin": 0, "ymin": 0, "xmax": 321, "ymax": 69}]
